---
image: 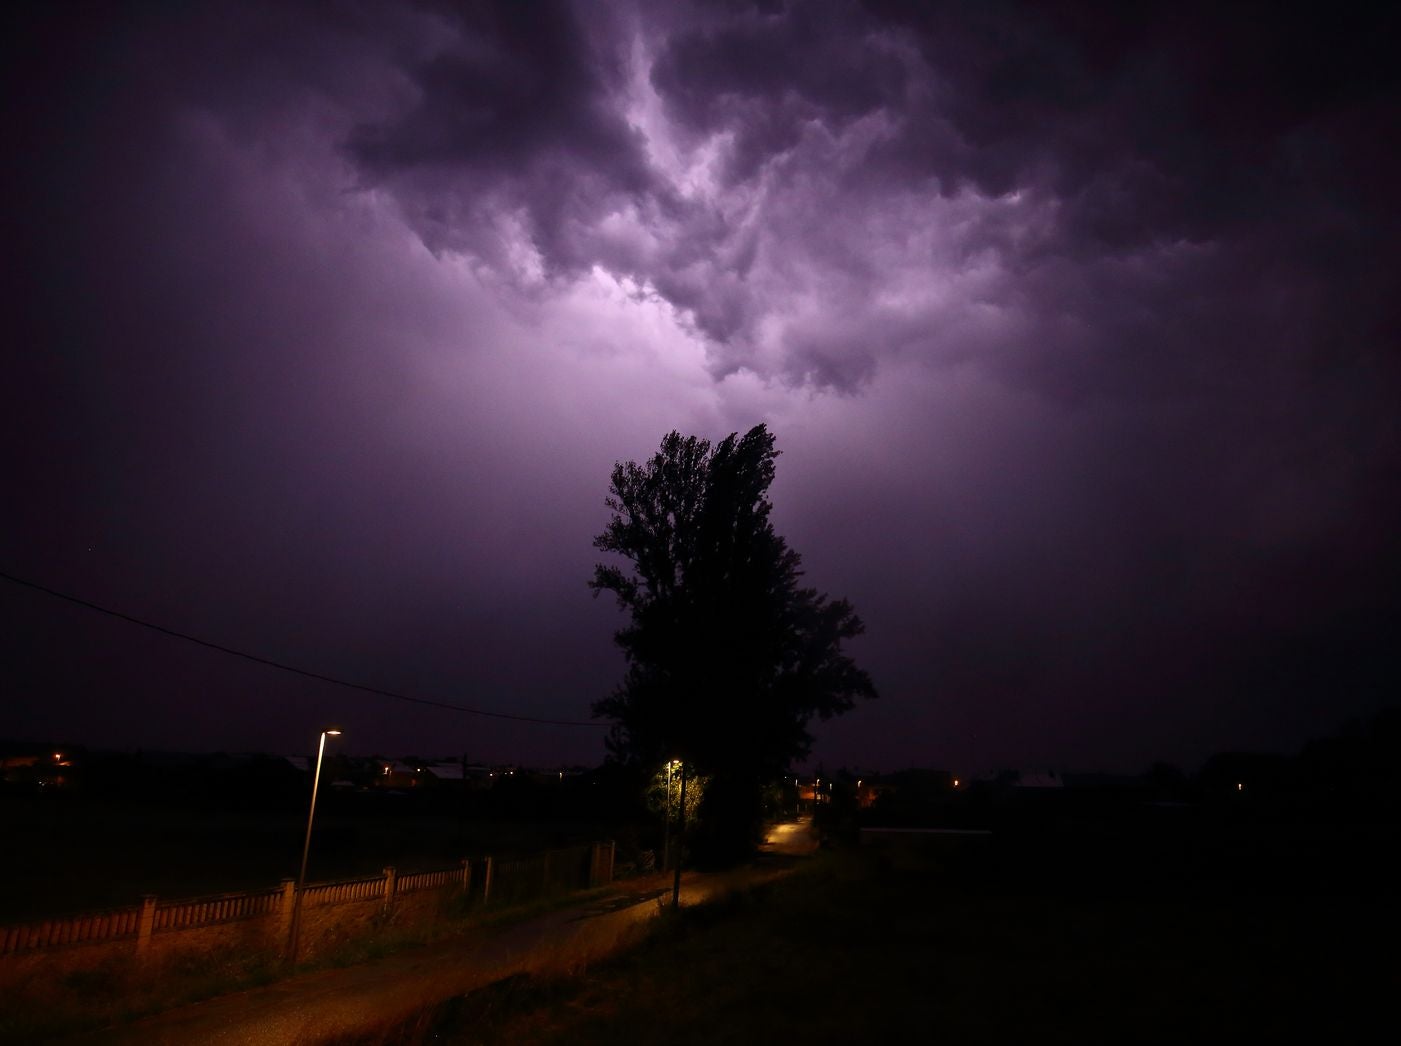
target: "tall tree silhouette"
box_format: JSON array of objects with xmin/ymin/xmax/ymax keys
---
[{"xmin": 591, "ymin": 425, "xmax": 875, "ymax": 860}]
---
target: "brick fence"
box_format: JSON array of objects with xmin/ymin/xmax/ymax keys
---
[{"xmin": 0, "ymin": 840, "xmax": 615, "ymax": 967}]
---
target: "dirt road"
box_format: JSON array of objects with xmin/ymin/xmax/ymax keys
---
[{"xmin": 72, "ymin": 820, "xmax": 816, "ymax": 1045}]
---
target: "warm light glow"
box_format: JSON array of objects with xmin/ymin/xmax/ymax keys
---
[
  {"xmin": 53, "ymin": 752, "xmax": 62, "ymax": 761},
  {"xmin": 1237, "ymin": 782, "xmax": 1243, "ymax": 791},
  {"xmin": 953, "ymin": 778, "xmax": 960, "ymax": 787},
  {"xmin": 324, "ymin": 727, "xmax": 342, "ymax": 736}
]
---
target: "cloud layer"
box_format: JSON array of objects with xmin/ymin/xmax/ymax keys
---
[{"xmin": 2, "ymin": 0, "xmax": 1398, "ymax": 771}]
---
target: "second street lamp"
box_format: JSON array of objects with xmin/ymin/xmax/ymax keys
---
[{"xmin": 661, "ymin": 759, "xmax": 678, "ymax": 872}]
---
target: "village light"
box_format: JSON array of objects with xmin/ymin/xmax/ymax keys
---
[{"xmin": 287, "ymin": 726, "xmax": 340, "ymax": 965}]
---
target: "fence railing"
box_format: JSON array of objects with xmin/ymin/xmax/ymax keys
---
[
  {"xmin": 0, "ymin": 904, "xmax": 143, "ymax": 956},
  {"xmin": 0, "ymin": 840, "xmax": 615, "ymax": 960},
  {"xmin": 398, "ymin": 867, "xmax": 462, "ymax": 895},
  {"xmin": 301, "ymin": 875, "xmax": 384, "ymax": 909},
  {"xmin": 488, "ymin": 845, "xmax": 593, "ymax": 907},
  {"xmin": 154, "ymin": 887, "xmax": 282, "ymax": 932}
]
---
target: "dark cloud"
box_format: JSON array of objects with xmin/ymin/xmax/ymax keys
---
[
  {"xmin": 351, "ymin": 2, "xmax": 640, "ymax": 178},
  {"xmin": 2, "ymin": 0, "xmax": 1398, "ymax": 773},
  {"xmin": 862, "ymin": 1, "xmax": 1401, "ymax": 232},
  {"xmin": 344, "ymin": 0, "xmax": 664, "ymax": 280},
  {"xmin": 341, "ymin": 1, "xmax": 1401, "ymax": 407},
  {"xmin": 650, "ymin": 0, "xmax": 905, "ymax": 183}
]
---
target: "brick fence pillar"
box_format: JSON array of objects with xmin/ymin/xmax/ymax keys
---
[
  {"xmin": 460, "ymin": 859, "xmax": 472, "ymax": 893},
  {"xmin": 482, "ymin": 856, "xmax": 493, "ymax": 905},
  {"xmin": 590, "ymin": 841, "xmax": 616, "ymax": 887},
  {"xmin": 277, "ymin": 879, "xmax": 296, "ymax": 945},
  {"xmin": 382, "ymin": 867, "xmax": 397, "ymax": 910},
  {"xmin": 135, "ymin": 895, "xmax": 157, "ymax": 959}
]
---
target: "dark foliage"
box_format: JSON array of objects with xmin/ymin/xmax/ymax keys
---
[{"xmin": 591, "ymin": 425, "xmax": 875, "ymax": 861}]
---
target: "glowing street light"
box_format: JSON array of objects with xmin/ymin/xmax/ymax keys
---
[
  {"xmin": 287, "ymin": 726, "xmax": 340, "ymax": 964},
  {"xmin": 662, "ymin": 758, "xmax": 679, "ymax": 872},
  {"xmin": 670, "ymin": 759, "xmax": 688, "ymax": 909}
]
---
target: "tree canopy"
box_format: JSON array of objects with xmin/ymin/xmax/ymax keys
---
[{"xmin": 591, "ymin": 425, "xmax": 875, "ymax": 858}]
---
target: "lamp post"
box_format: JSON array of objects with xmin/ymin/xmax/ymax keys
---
[
  {"xmin": 671, "ymin": 760, "xmax": 687, "ymax": 908},
  {"xmin": 287, "ymin": 726, "xmax": 340, "ymax": 964},
  {"xmin": 661, "ymin": 759, "xmax": 678, "ymax": 872}
]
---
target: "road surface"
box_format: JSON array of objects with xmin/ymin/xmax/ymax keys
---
[{"xmin": 71, "ymin": 819, "xmax": 817, "ymax": 1045}]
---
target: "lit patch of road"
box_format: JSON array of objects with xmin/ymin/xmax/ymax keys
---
[{"xmin": 762, "ymin": 818, "xmax": 818, "ymax": 856}]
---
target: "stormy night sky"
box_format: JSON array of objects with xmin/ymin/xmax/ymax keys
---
[{"xmin": 3, "ymin": 0, "xmax": 1398, "ymax": 774}]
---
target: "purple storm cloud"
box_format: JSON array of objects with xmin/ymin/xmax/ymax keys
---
[{"xmin": 2, "ymin": 0, "xmax": 1398, "ymax": 773}]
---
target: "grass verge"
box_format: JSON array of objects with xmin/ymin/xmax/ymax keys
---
[
  {"xmin": 0, "ymin": 946, "xmax": 280, "ymax": 1042},
  {"xmin": 338, "ymin": 849, "xmax": 1398, "ymax": 1045}
]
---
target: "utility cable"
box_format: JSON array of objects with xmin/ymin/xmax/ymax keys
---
[{"xmin": 0, "ymin": 568, "xmax": 605, "ymax": 728}]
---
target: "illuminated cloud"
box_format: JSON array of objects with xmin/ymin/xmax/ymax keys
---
[{"xmin": 2, "ymin": 0, "xmax": 1397, "ymax": 771}]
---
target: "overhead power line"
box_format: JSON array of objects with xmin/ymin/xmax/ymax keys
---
[{"xmin": 0, "ymin": 568, "xmax": 605, "ymax": 728}]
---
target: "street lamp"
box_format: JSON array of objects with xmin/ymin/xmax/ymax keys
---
[
  {"xmin": 287, "ymin": 726, "xmax": 340, "ymax": 964},
  {"xmin": 670, "ymin": 760, "xmax": 687, "ymax": 909},
  {"xmin": 661, "ymin": 759, "xmax": 680, "ymax": 872}
]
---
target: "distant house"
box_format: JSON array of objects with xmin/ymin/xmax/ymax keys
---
[
  {"xmin": 0, "ymin": 744, "xmax": 83, "ymax": 795},
  {"xmin": 369, "ymin": 761, "xmax": 446, "ymax": 789},
  {"xmin": 1012, "ymin": 769, "xmax": 1063, "ymax": 789},
  {"xmin": 972, "ymin": 768, "xmax": 1064, "ymax": 791},
  {"xmin": 880, "ymin": 768, "xmax": 956, "ymax": 802},
  {"xmin": 423, "ymin": 762, "xmax": 464, "ymax": 784},
  {"xmin": 855, "ymin": 778, "xmax": 884, "ymax": 808},
  {"xmin": 1, "ymin": 748, "xmax": 76, "ymax": 790}
]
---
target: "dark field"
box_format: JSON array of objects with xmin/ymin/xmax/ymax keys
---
[
  {"xmin": 381, "ymin": 827, "xmax": 1399, "ymax": 1044},
  {"xmin": 0, "ymin": 794, "xmax": 615, "ymax": 922}
]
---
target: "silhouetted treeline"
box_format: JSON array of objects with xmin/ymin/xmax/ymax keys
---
[
  {"xmin": 0, "ymin": 743, "xmax": 646, "ymax": 824},
  {"xmin": 833, "ymin": 709, "xmax": 1401, "ymax": 897},
  {"xmin": 843, "ymin": 708, "xmax": 1401, "ymax": 830}
]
